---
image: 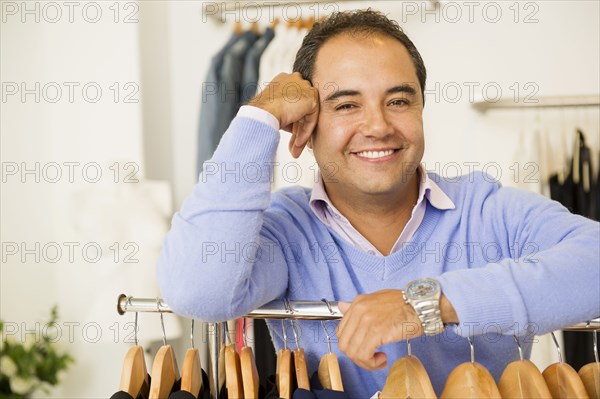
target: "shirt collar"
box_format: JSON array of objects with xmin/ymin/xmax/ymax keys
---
[{"xmin": 309, "ymin": 164, "xmax": 455, "ymax": 225}]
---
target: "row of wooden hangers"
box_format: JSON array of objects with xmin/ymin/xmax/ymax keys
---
[
  {"xmin": 379, "ymin": 331, "xmax": 600, "ymax": 399},
  {"xmin": 117, "ymin": 302, "xmax": 203, "ymax": 399},
  {"xmin": 116, "ymin": 301, "xmax": 599, "ymax": 399},
  {"xmin": 225, "ymin": 319, "xmax": 600, "ymax": 399},
  {"xmin": 224, "ymin": 316, "xmax": 344, "ymax": 398},
  {"xmin": 232, "ymin": 16, "xmax": 317, "ymax": 36}
]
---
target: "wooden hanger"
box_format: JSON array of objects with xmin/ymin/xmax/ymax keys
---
[
  {"xmin": 318, "ymin": 353, "xmax": 343, "ymax": 391},
  {"xmin": 290, "ymin": 319, "xmax": 310, "ymax": 390},
  {"xmin": 578, "ymin": 330, "xmax": 600, "ymax": 398},
  {"xmin": 441, "ymin": 362, "xmax": 501, "ymax": 398},
  {"xmin": 225, "ymin": 344, "xmax": 244, "ymax": 398},
  {"xmin": 272, "ymin": 17, "xmax": 280, "ymax": 29},
  {"xmin": 149, "ymin": 345, "xmax": 180, "ymax": 399},
  {"xmin": 542, "ymin": 332, "xmax": 589, "ymax": 399},
  {"xmin": 250, "ymin": 21, "xmax": 260, "ymax": 35},
  {"xmin": 239, "ymin": 319, "xmax": 259, "ymax": 399},
  {"xmin": 305, "ymin": 16, "xmax": 315, "ymax": 30},
  {"xmin": 380, "ymin": 340, "xmax": 436, "ymax": 399},
  {"xmin": 118, "ymin": 302, "xmax": 149, "ymax": 398},
  {"xmin": 440, "ymin": 337, "xmax": 501, "ymax": 399},
  {"xmin": 223, "ymin": 321, "xmax": 244, "ymax": 398},
  {"xmin": 181, "ymin": 320, "xmax": 202, "ymax": 398},
  {"xmin": 579, "ymin": 362, "xmax": 600, "ymax": 398},
  {"xmin": 277, "ymin": 319, "xmax": 294, "ymax": 399},
  {"xmin": 498, "ymin": 336, "xmax": 552, "ymax": 398},
  {"xmin": 543, "ymin": 363, "xmax": 589, "ymax": 398},
  {"xmin": 234, "ymin": 21, "xmax": 243, "ymax": 36},
  {"xmin": 277, "ymin": 347, "xmax": 294, "ymax": 398},
  {"xmin": 240, "ymin": 347, "xmax": 259, "ymax": 399},
  {"xmin": 119, "ymin": 345, "xmax": 150, "ymax": 399},
  {"xmin": 149, "ymin": 299, "xmax": 180, "ymax": 399},
  {"xmin": 293, "ymin": 348, "xmax": 310, "ymax": 390},
  {"xmin": 499, "ymin": 360, "xmax": 552, "ymax": 398},
  {"xmin": 317, "ymin": 319, "xmax": 344, "ymax": 391}
]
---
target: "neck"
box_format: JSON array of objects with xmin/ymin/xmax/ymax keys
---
[{"xmin": 324, "ymin": 171, "xmax": 420, "ymax": 255}]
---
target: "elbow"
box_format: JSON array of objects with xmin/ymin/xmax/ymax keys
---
[{"xmin": 156, "ymin": 249, "xmax": 238, "ymax": 322}]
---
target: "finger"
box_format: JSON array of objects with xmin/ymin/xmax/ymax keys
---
[
  {"xmin": 372, "ymin": 352, "xmax": 388, "ymax": 370},
  {"xmin": 289, "ymin": 123, "xmax": 299, "ymax": 154},
  {"xmin": 336, "ymin": 303, "xmax": 352, "ymax": 338},
  {"xmin": 293, "ymin": 91, "xmax": 319, "ymax": 150},
  {"xmin": 337, "ymin": 306, "xmax": 362, "ymax": 356},
  {"xmin": 337, "ymin": 301, "xmax": 351, "ymax": 314}
]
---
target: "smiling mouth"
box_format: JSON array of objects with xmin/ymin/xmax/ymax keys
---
[{"xmin": 353, "ymin": 149, "xmax": 398, "ymax": 159}]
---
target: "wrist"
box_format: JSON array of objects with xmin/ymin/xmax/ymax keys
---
[
  {"xmin": 440, "ymin": 294, "xmax": 459, "ymax": 325},
  {"xmin": 404, "ymin": 278, "xmax": 444, "ymax": 336},
  {"xmin": 247, "ymin": 99, "xmax": 281, "ymax": 125}
]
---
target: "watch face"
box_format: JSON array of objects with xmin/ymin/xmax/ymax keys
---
[{"xmin": 407, "ymin": 279, "xmax": 438, "ymax": 299}]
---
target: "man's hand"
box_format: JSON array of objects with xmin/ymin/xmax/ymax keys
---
[
  {"xmin": 335, "ymin": 289, "xmax": 424, "ymax": 370},
  {"xmin": 248, "ymin": 72, "xmax": 319, "ymax": 158}
]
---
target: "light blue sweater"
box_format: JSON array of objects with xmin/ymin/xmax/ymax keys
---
[{"xmin": 157, "ymin": 116, "xmax": 600, "ymax": 397}]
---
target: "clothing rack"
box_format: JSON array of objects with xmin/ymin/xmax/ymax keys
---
[
  {"xmin": 472, "ymin": 94, "xmax": 600, "ymax": 113},
  {"xmin": 202, "ymin": 1, "xmax": 442, "ymax": 24},
  {"xmin": 116, "ymin": 294, "xmax": 599, "ymax": 398}
]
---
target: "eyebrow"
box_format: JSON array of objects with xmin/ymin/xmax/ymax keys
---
[{"xmin": 323, "ymin": 84, "xmax": 417, "ymax": 102}]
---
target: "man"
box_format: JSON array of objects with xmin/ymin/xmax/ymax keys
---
[{"xmin": 157, "ymin": 9, "xmax": 599, "ymax": 397}]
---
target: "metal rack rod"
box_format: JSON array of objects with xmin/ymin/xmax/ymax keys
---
[
  {"xmin": 473, "ymin": 94, "xmax": 600, "ymax": 113},
  {"xmin": 202, "ymin": 1, "xmax": 442, "ymax": 24},
  {"xmin": 117, "ymin": 295, "xmax": 342, "ymax": 319},
  {"xmin": 117, "ymin": 294, "xmax": 598, "ymax": 330}
]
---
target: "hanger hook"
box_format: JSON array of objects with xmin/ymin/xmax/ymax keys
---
[
  {"xmin": 593, "ymin": 328, "xmax": 599, "ymax": 364},
  {"xmin": 224, "ymin": 321, "xmax": 233, "ymax": 346},
  {"xmin": 156, "ymin": 297, "xmax": 167, "ymax": 346},
  {"xmin": 550, "ymin": 331, "xmax": 563, "ymax": 363},
  {"xmin": 283, "ymin": 298, "xmax": 300, "ymax": 349},
  {"xmin": 291, "ymin": 319, "xmax": 300, "ymax": 350},
  {"xmin": 321, "ymin": 320, "xmax": 332, "ymax": 353},
  {"xmin": 281, "ymin": 319, "xmax": 288, "ymax": 350},
  {"xmin": 242, "ymin": 318, "xmax": 248, "ymax": 348},
  {"xmin": 126, "ymin": 296, "xmax": 139, "ymax": 346},
  {"xmin": 407, "ymin": 339, "xmax": 412, "ymax": 357},
  {"xmin": 513, "ymin": 335, "xmax": 523, "ymax": 361},
  {"xmin": 467, "ymin": 336, "xmax": 475, "ymax": 363},
  {"xmin": 321, "ymin": 299, "xmax": 335, "ymax": 353},
  {"xmin": 134, "ymin": 312, "xmax": 139, "ymax": 346},
  {"xmin": 190, "ymin": 319, "xmax": 195, "ymax": 349},
  {"xmin": 321, "ymin": 298, "xmax": 335, "ymax": 316}
]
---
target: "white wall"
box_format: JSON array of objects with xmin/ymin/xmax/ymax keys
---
[
  {"xmin": 0, "ymin": 1, "xmax": 147, "ymax": 396},
  {"xmin": 1, "ymin": 1, "xmax": 598, "ymax": 397}
]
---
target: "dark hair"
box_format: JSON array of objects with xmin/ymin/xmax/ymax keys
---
[{"xmin": 293, "ymin": 9, "xmax": 427, "ymax": 104}]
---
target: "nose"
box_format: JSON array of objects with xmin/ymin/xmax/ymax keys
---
[{"xmin": 359, "ymin": 105, "xmax": 394, "ymax": 138}]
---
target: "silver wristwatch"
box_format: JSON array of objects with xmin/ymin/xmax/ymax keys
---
[{"xmin": 403, "ymin": 278, "xmax": 444, "ymax": 336}]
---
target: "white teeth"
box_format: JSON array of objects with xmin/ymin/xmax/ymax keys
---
[{"xmin": 355, "ymin": 149, "xmax": 395, "ymax": 159}]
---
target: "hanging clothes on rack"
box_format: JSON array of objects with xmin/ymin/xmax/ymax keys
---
[
  {"xmin": 196, "ymin": 32, "xmax": 239, "ymax": 175},
  {"xmin": 548, "ymin": 129, "xmax": 598, "ymax": 372}
]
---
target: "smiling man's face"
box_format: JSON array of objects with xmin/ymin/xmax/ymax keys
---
[{"xmin": 309, "ymin": 32, "xmax": 425, "ymax": 202}]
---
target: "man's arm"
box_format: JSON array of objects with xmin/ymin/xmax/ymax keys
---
[
  {"xmin": 335, "ymin": 179, "xmax": 599, "ymax": 370},
  {"xmin": 156, "ymin": 73, "xmax": 319, "ymax": 321}
]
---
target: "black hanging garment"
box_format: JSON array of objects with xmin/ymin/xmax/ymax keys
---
[
  {"xmin": 110, "ymin": 374, "xmax": 151, "ymax": 399},
  {"xmin": 548, "ymin": 129, "xmax": 598, "ymax": 370}
]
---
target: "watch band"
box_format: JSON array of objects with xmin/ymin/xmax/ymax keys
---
[{"xmin": 413, "ymin": 299, "xmax": 444, "ymax": 336}]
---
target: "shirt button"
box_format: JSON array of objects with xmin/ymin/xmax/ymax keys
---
[{"xmin": 368, "ymin": 250, "xmax": 375, "ymax": 255}]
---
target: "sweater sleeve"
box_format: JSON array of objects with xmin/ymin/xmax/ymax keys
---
[
  {"xmin": 156, "ymin": 116, "xmax": 289, "ymax": 322},
  {"xmin": 438, "ymin": 178, "xmax": 600, "ymax": 337}
]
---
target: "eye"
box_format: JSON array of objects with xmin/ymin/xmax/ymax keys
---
[
  {"xmin": 335, "ymin": 103, "xmax": 357, "ymax": 111},
  {"xmin": 389, "ymin": 98, "xmax": 410, "ymax": 107}
]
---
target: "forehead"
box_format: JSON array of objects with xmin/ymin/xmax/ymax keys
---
[{"xmin": 312, "ymin": 33, "xmax": 419, "ymax": 91}]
